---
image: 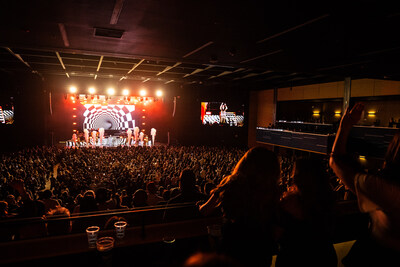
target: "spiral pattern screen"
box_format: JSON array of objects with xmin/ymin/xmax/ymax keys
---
[{"xmin": 83, "ymin": 104, "xmax": 135, "ymax": 130}]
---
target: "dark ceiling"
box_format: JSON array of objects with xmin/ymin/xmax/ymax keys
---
[{"xmin": 1, "ymin": 0, "xmax": 400, "ymax": 90}]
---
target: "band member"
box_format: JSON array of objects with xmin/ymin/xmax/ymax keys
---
[
  {"xmin": 134, "ymin": 126, "xmax": 140, "ymax": 144},
  {"xmin": 98, "ymin": 127, "xmax": 105, "ymax": 148},
  {"xmin": 84, "ymin": 128, "xmax": 89, "ymax": 147},
  {"xmin": 151, "ymin": 128, "xmax": 156, "ymax": 146},
  {"xmin": 72, "ymin": 132, "xmax": 78, "ymax": 148},
  {"xmin": 126, "ymin": 128, "xmax": 132, "ymax": 147},
  {"xmin": 91, "ymin": 129, "xmax": 97, "ymax": 148},
  {"xmin": 139, "ymin": 131, "xmax": 144, "ymax": 146},
  {"xmin": 220, "ymin": 102, "xmax": 228, "ymax": 124}
]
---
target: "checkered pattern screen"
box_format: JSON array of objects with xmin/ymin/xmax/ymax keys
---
[
  {"xmin": 83, "ymin": 104, "xmax": 135, "ymax": 130},
  {"xmin": 0, "ymin": 106, "xmax": 14, "ymax": 124}
]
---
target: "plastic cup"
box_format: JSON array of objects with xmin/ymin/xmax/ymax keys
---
[
  {"xmin": 86, "ymin": 226, "xmax": 100, "ymax": 248},
  {"xmin": 114, "ymin": 221, "xmax": 127, "ymax": 239},
  {"xmin": 96, "ymin": 236, "xmax": 114, "ymax": 252}
]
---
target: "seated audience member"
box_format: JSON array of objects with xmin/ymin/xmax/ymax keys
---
[
  {"xmin": 41, "ymin": 189, "xmax": 60, "ymax": 213},
  {"xmin": 330, "ymin": 103, "xmax": 400, "ymax": 266},
  {"xmin": 146, "ymin": 181, "xmax": 163, "ymax": 206},
  {"xmin": 73, "ymin": 190, "xmax": 98, "ymax": 214},
  {"xmin": 199, "ymin": 146, "xmax": 280, "ymax": 267},
  {"xmin": 96, "ymin": 187, "xmax": 116, "ymax": 211},
  {"xmin": 168, "ymin": 169, "xmax": 206, "ymax": 204},
  {"xmin": 276, "ymin": 157, "xmax": 337, "ymax": 267},
  {"xmin": 9, "ymin": 179, "xmax": 47, "ymax": 239},
  {"xmin": 132, "ymin": 189, "xmax": 148, "ymax": 208},
  {"xmin": 71, "ymin": 190, "xmax": 99, "ymax": 233},
  {"xmin": 46, "ymin": 206, "xmax": 72, "ymax": 236}
]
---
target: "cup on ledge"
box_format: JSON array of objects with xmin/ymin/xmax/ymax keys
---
[
  {"xmin": 114, "ymin": 221, "xmax": 127, "ymax": 239},
  {"xmin": 96, "ymin": 236, "xmax": 115, "ymax": 252},
  {"xmin": 86, "ymin": 226, "xmax": 100, "ymax": 248}
]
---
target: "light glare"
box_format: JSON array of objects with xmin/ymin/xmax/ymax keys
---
[
  {"xmin": 107, "ymin": 87, "xmax": 115, "ymax": 95},
  {"xmin": 69, "ymin": 86, "xmax": 77, "ymax": 93},
  {"xmin": 156, "ymin": 90, "xmax": 163, "ymax": 97},
  {"xmin": 139, "ymin": 89, "xmax": 147, "ymax": 96},
  {"xmin": 88, "ymin": 87, "xmax": 96, "ymax": 94},
  {"xmin": 122, "ymin": 89, "xmax": 129, "ymax": 96}
]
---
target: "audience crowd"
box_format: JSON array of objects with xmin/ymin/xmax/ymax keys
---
[
  {"xmin": 2, "ymin": 118, "xmax": 396, "ymax": 267},
  {"xmin": 0, "ymin": 146, "xmax": 245, "ymax": 220}
]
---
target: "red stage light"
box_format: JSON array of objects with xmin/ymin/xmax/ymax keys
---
[
  {"xmin": 73, "ymin": 122, "xmax": 77, "ymax": 125},
  {"xmin": 73, "ymin": 115, "xmax": 77, "ymax": 118}
]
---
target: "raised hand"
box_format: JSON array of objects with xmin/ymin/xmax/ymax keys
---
[{"xmin": 341, "ymin": 102, "xmax": 364, "ymax": 127}]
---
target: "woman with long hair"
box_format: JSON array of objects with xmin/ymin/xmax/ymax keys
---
[{"xmin": 199, "ymin": 146, "xmax": 280, "ymax": 267}]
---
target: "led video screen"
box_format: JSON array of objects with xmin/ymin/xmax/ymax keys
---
[{"xmin": 201, "ymin": 101, "xmax": 244, "ymax": 127}]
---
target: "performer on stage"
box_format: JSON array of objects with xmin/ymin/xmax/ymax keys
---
[
  {"xmin": 151, "ymin": 128, "xmax": 156, "ymax": 146},
  {"xmin": 72, "ymin": 132, "xmax": 78, "ymax": 148},
  {"xmin": 139, "ymin": 131, "xmax": 144, "ymax": 146},
  {"xmin": 91, "ymin": 129, "xmax": 97, "ymax": 148},
  {"xmin": 126, "ymin": 128, "xmax": 132, "ymax": 147},
  {"xmin": 134, "ymin": 126, "xmax": 140, "ymax": 144},
  {"xmin": 98, "ymin": 127, "xmax": 105, "ymax": 148},
  {"xmin": 220, "ymin": 102, "xmax": 228, "ymax": 124},
  {"xmin": 84, "ymin": 128, "xmax": 89, "ymax": 148}
]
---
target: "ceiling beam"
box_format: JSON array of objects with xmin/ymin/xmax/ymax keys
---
[
  {"xmin": 127, "ymin": 58, "xmax": 145, "ymax": 74},
  {"xmin": 183, "ymin": 41, "xmax": 214, "ymax": 58},
  {"xmin": 240, "ymin": 49, "xmax": 283, "ymax": 64},
  {"xmin": 157, "ymin": 62, "xmax": 181, "ymax": 76},
  {"xmin": 96, "ymin": 55, "xmax": 104, "ymax": 72},
  {"xmin": 257, "ymin": 14, "xmax": 330, "ymax": 44},
  {"xmin": 110, "ymin": 0, "xmax": 125, "ymax": 25},
  {"xmin": 58, "ymin": 23, "xmax": 70, "ymax": 47}
]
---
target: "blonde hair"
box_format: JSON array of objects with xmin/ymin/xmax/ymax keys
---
[{"xmin": 212, "ymin": 146, "xmax": 280, "ymax": 224}]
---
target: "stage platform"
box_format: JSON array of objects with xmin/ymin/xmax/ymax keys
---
[{"xmin": 65, "ymin": 136, "xmax": 155, "ymax": 148}]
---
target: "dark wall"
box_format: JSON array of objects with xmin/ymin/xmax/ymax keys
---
[{"xmin": 0, "ymin": 72, "xmax": 46, "ymax": 152}]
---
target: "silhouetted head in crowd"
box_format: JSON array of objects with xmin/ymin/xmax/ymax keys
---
[
  {"xmin": 132, "ymin": 189, "xmax": 148, "ymax": 208},
  {"xmin": 42, "ymin": 189, "xmax": 53, "ymax": 200},
  {"xmin": 46, "ymin": 206, "xmax": 71, "ymax": 235},
  {"xmin": 146, "ymin": 181, "xmax": 157, "ymax": 194},
  {"xmin": 291, "ymin": 157, "xmax": 335, "ymax": 216},
  {"xmin": 212, "ymin": 146, "xmax": 280, "ymax": 224},
  {"xmin": 179, "ymin": 169, "xmax": 197, "ymax": 193},
  {"xmin": 79, "ymin": 191, "xmax": 98, "ymax": 213},
  {"xmin": 95, "ymin": 187, "xmax": 109, "ymax": 203}
]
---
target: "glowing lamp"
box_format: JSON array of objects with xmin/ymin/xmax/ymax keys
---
[
  {"xmin": 139, "ymin": 89, "xmax": 147, "ymax": 96},
  {"xmin": 156, "ymin": 90, "xmax": 163, "ymax": 97},
  {"xmin": 69, "ymin": 86, "xmax": 77, "ymax": 94},
  {"xmin": 312, "ymin": 110, "xmax": 320, "ymax": 116},
  {"xmin": 122, "ymin": 89, "xmax": 129, "ymax": 96},
  {"xmin": 88, "ymin": 87, "xmax": 96, "ymax": 94},
  {"xmin": 334, "ymin": 111, "xmax": 341, "ymax": 117},
  {"xmin": 368, "ymin": 111, "xmax": 376, "ymax": 117},
  {"xmin": 107, "ymin": 88, "xmax": 115, "ymax": 95}
]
